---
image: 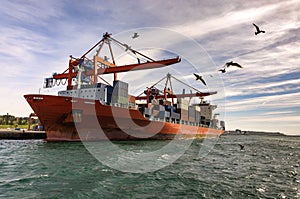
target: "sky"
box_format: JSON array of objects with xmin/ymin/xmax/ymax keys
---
[{"xmin": 0, "ymin": 0, "xmax": 299, "ymax": 135}]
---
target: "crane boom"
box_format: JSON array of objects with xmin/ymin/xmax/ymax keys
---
[{"xmin": 48, "ymin": 32, "xmax": 181, "ymax": 90}]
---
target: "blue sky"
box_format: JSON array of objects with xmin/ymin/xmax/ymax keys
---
[{"xmin": 1, "ymin": 0, "xmax": 299, "ymax": 135}]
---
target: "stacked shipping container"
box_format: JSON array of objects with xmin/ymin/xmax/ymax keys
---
[{"xmin": 111, "ymin": 80, "xmax": 129, "ymax": 105}]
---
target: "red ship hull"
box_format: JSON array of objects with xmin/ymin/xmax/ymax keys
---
[{"xmin": 24, "ymin": 94, "xmax": 224, "ymax": 141}]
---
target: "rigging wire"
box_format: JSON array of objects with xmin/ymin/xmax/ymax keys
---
[
  {"xmin": 170, "ymin": 74, "xmax": 201, "ymax": 93},
  {"xmin": 136, "ymin": 75, "xmax": 167, "ymax": 97},
  {"xmin": 98, "ymin": 75, "xmax": 112, "ymax": 87},
  {"xmin": 111, "ymin": 40, "xmax": 148, "ymax": 63},
  {"xmin": 110, "ymin": 37, "xmax": 155, "ymax": 62},
  {"xmin": 137, "ymin": 73, "xmax": 202, "ymax": 98}
]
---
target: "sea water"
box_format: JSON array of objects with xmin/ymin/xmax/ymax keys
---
[{"xmin": 0, "ymin": 135, "xmax": 299, "ymax": 198}]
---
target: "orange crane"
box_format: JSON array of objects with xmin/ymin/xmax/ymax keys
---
[
  {"xmin": 46, "ymin": 32, "xmax": 181, "ymax": 90},
  {"xmin": 135, "ymin": 73, "xmax": 216, "ymax": 105}
]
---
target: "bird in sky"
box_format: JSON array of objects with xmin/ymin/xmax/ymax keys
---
[
  {"xmin": 225, "ymin": 61, "xmax": 243, "ymax": 68},
  {"xmin": 253, "ymin": 23, "xmax": 265, "ymax": 35},
  {"xmin": 193, "ymin": 73, "xmax": 207, "ymax": 86},
  {"xmin": 218, "ymin": 68, "xmax": 226, "ymax": 73},
  {"xmin": 132, "ymin": 32, "xmax": 139, "ymax": 39}
]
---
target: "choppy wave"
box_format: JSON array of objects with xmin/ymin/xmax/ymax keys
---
[{"xmin": 0, "ymin": 135, "xmax": 299, "ymax": 198}]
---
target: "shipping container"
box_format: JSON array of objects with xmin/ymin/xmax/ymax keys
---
[
  {"xmin": 188, "ymin": 106, "xmax": 196, "ymax": 119},
  {"xmin": 152, "ymin": 109, "xmax": 160, "ymax": 117},
  {"xmin": 171, "ymin": 111, "xmax": 180, "ymax": 120},
  {"xmin": 189, "ymin": 116, "xmax": 196, "ymax": 122},
  {"xmin": 128, "ymin": 95, "xmax": 136, "ymax": 103},
  {"xmin": 153, "ymin": 104, "xmax": 165, "ymax": 111},
  {"xmin": 144, "ymin": 108, "xmax": 152, "ymax": 116},
  {"xmin": 177, "ymin": 98, "xmax": 189, "ymax": 110},
  {"xmin": 195, "ymin": 111, "xmax": 201, "ymax": 122},
  {"xmin": 111, "ymin": 80, "xmax": 129, "ymax": 104},
  {"xmin": 158, "ymin": 111, "xmax": 170, "ymax": 119}
]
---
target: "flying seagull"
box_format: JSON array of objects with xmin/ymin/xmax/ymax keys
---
[
  {"xmin": 218, "ymin": 68, "xmax": 226, "ymax": 73},
  {"xmin": 132, "ymin": 32, "xmax": 139, "ymax": 39},
  {"xmin": 225, "ymin": 61, "xmax": 243, "ymax": 68},
  {"xmin": 193, "ymin": 73, "xmax": 206, "ymax": 86},
  {"xmin": 253, "ymin": 23, "xmax": 265, "ymax": 35},
  {"xmin": 238, "ymin": 144, "xmax": 245, "ymax": 151}
]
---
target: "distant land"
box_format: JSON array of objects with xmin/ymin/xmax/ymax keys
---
[
  {"xmin": 0, "ymin": 113, "xmax": 38, "ymax": 126},
  {"xmin": 223, "ymin": 129, "xmax": 300, "ymax": 137}
]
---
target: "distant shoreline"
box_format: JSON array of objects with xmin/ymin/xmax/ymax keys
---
[{"xmin": 223, "ymin": 130, "xmax": 300, "ymax": 137}]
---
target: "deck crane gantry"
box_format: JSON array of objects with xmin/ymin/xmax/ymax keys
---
[
  {"xmin": 44, "ymin": 32, "xmax": 181, "ymax": 90},
  {"xmin": 135, "ymin": 73, "xmax": 216, "ymax": 106}
]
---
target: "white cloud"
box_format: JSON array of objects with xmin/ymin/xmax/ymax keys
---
[
  {"xmin": 226, "ymin": 92, "xmax": 300, "ymax": 112},
  {"xmin": 0, "ymin": 1, "xmax": 65, "ymax": 25},
  {"xmin": 169, "ymin": 1, "xmax": 294, "ymax": 38},
  {"xmin": 262, "ymin": 110, "xmax": 296, "ymax": 115},
  {"xmin": 223, "ymin": 77, "xmax": 300, "ymax": 98}
]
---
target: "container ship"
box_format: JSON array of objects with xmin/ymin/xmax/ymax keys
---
[{"xmin": 24, "ymin": 32, "xmax": 225, "ymax": 141}]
